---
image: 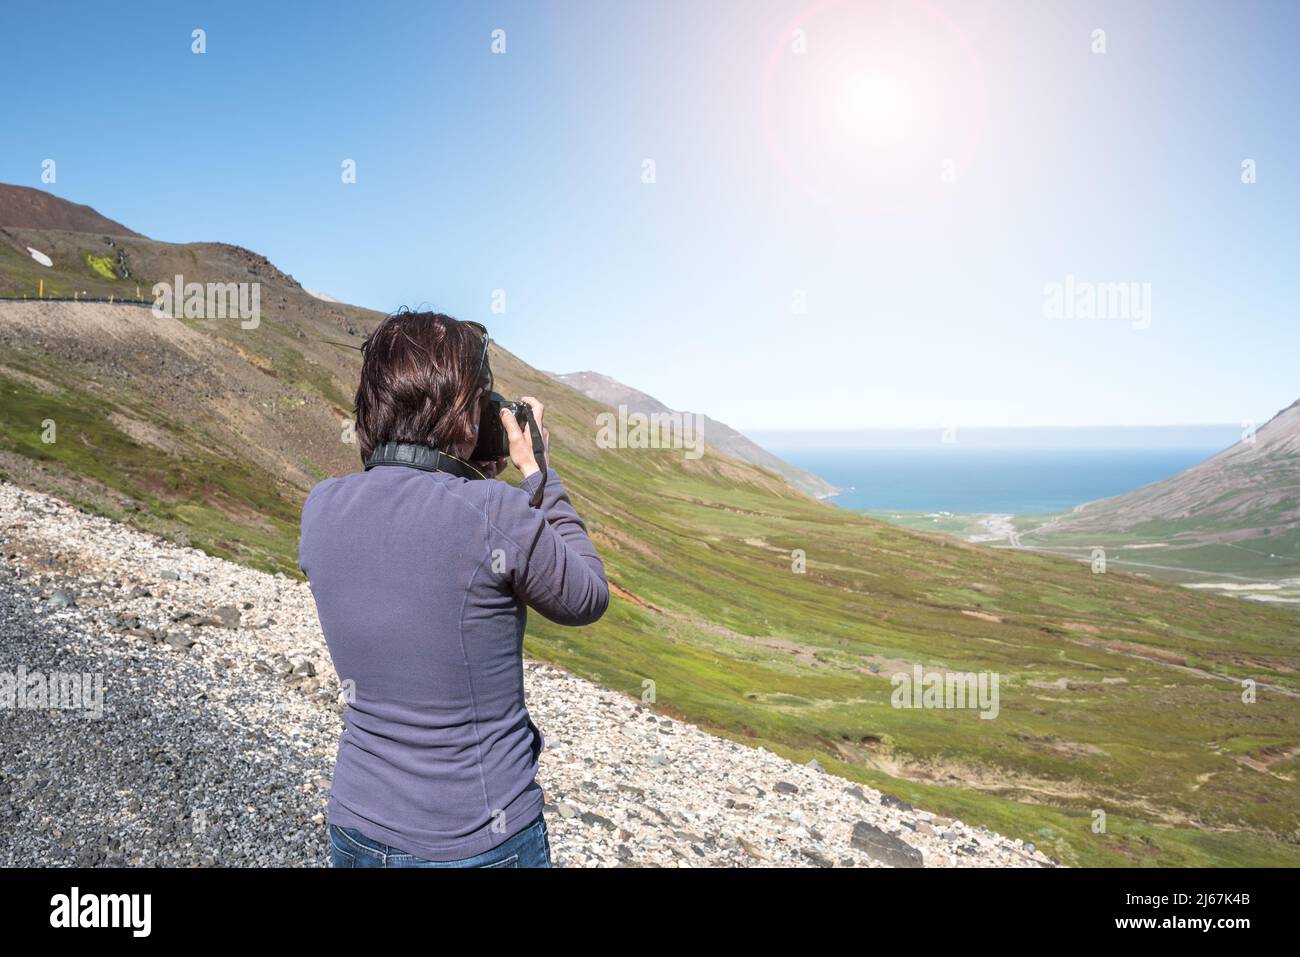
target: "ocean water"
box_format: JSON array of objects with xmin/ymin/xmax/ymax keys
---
[{"xmin": 763, "ymin": 446, "xmax": 1227, "ymax": 515}]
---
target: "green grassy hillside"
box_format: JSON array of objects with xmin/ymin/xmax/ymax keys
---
[{"xmin": 1, "ymin": 224, "xmax": 1297, "ymax": 867}]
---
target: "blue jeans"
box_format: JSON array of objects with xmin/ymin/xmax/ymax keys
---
[{"xmin": 329, "ymin": 812, "xmax": 552, "ymax": 868}]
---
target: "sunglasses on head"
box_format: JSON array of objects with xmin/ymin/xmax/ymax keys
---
[{"xmin": 461, "ymin": 319, "xmax": 492, "ymax": 394}]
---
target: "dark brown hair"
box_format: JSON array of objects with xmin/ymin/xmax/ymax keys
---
[{"xmin": 354, "ymin": 309, "xmax": 486, "ymax": 462}]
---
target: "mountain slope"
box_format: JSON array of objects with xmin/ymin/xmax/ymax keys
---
[
  {"xmin": 0, "ymin": 481, "xmax": 1054, "ymax": 867},
  {"xmin": 550, "ymin": 370, "xmax": 838, "ymax": 499},
  {"xmin": 0, "ymin": 184, "xmax": 143, "ymax": 238},
  {"xmin": 0, "ymin": 188, "xmax": 1297, "ymax": 866},
  {"xmin": 1024, "ymin": 401, "xmax": 1300, "ymax": 586}
]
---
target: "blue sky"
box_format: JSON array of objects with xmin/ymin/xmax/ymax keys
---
[{"xmin": 1, "ymin": 0, "xmax": 1296, "ymax": 431}]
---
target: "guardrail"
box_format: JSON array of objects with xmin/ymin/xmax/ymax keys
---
[{"xmin": 0, "ymin": 295, "xmax": 154, "ymax": 306}]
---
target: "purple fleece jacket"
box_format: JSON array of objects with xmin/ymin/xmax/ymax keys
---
[{"xmin": 298, "ymin": 464, "xmax": 608, "ymax": 861}]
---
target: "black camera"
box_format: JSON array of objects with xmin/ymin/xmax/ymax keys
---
[{"xmin": 472, "ymin": 391, "xmax": 530, "ymax": 461}]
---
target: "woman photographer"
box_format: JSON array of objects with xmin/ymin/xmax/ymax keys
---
[{"xmin": 299, "ymin": 309, "xmax": 609, "ymax": 868}]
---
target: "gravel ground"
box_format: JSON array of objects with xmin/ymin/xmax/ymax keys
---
[{"xmin": 0, "ymin": 481, "xmax": 1055, "ymax": 868}]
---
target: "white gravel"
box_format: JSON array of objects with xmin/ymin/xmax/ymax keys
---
[{"xmin": 0, "ymin": 481, "xmax": 1055, "ymax": 868}]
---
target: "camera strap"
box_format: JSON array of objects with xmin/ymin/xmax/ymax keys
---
[
  {"xmin": 364, "ymin": 436, "xmax": 547, "ymax": 509},
  {"xmin": 364, "ymin": 442, "xmax": 485, "ymax": 481},
  {"xmin": 520, "ymin": 404, "xmax": 547, "ymax": 508}
]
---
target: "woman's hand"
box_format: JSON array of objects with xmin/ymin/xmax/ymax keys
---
[{"xmin": 501, "ymin": 395, "xmax": 549, "ymax": 479}]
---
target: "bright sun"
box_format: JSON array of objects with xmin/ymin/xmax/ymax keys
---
[{"xmin": 839, "ymin": 73, "xmax": 910, "ymax": 140}]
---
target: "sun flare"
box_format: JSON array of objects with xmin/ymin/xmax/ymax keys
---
[{"xmin": 839, "ymin": 72, "xmax": 910, "ymax": 139}]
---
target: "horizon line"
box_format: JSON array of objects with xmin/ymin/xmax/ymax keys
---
[{"xmin": 743, "ymin": 422, "xmax": 1246, "ymax": 433}]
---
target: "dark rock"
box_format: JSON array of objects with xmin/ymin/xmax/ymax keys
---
[
  {"xmin": 212, "ymin": 606, "xmax": 241, "ymax": 629},
  {"xmin": 47, "ymin": 590, "xmax": 76, "ymax": 609},
  {"xmin": 773, "ymin": 781, "xmax": 799, "ymax": 795},
  {"xmin": 642, "ymin": 804, "xmax": 673, "ymax": 825},
  {"xmin": 801, "ymin": 848, "xmax": 834, "ymax": 868},
  {"xmin": 879, "ymin": 792, "xmax": 913, "ymax": 812},
  {"xmin": 850, "ymin": 822, "xmax": 924, "ymax": 868}
]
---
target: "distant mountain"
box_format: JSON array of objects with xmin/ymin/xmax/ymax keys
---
[
  {"xmin": 548, "ymin": 370, "xmax": 838, "ymax": 499},
  {"xmin": 0, "ymin": 184, "xmax": 143, "ymax": 237},
  {"xmin": 1025, "ymin": 399, "xmax": 1300, "ymax": 582}
]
